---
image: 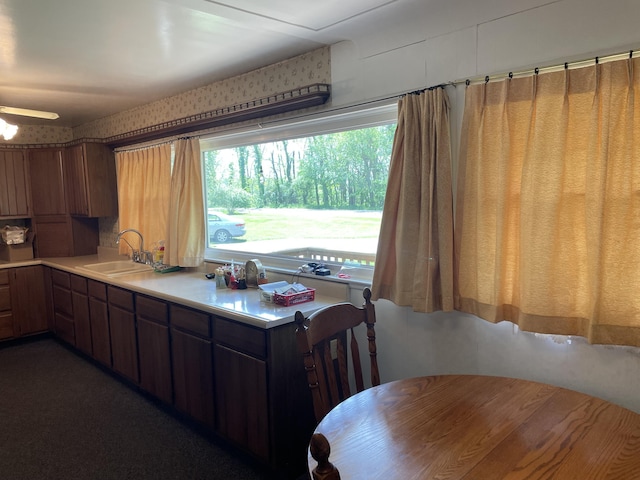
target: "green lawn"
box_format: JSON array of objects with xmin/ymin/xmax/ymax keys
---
[{"xmin": 235, "ymin": 208, "xmax": 382, "ymax": 242}]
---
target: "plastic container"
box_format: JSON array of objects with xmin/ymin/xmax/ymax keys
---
[
  {"xmin": 273, "ymin": 288, "xmax": 316, "ymax": 306},
  {"xmin": 1, "ymin": 226, "xmax": 28, "ymax": 245}
]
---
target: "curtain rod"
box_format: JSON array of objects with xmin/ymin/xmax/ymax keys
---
[
  {"xmin": 113, "ymin": 134, "xmax": 199, "ymax": 153},
  {"xmin": 113, "ymin": 137, "xmax": 176, "ymax": 153},
  {"xmin": 450, "ymin": 48, "xmax": 639, "ymax": 87}
]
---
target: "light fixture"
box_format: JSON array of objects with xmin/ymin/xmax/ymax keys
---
[
  {"xmin": 0, "ymin": 106, "xmax": 59, "ymax": 120},
  {"xmin": 0, "ymin": 118, "xmax": 18, "ymax": 140}
]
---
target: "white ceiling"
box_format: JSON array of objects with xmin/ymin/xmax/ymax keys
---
[{"xmin": 0, "ymin": 0, "xmax": 409, "ymax": 128}]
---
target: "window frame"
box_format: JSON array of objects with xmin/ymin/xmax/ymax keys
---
[{"xmin": 199, "ymin": 101, "xmax": 398, "ymax": 279}]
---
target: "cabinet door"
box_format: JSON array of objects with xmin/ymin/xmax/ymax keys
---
[
  {"xmin": 0, "ymin": 311, "xmax": 12, "ymax": 339},
  {"xmin": 71, "ymin": 275, "xmax": 92, "ymax": 355},
  {"xmin": 63, "ymin": 144, "xmax": 89, "ymax": 216},
  {"xmin": 28, "ymin": 148, "xmax": 66, "ymax": 215},
  {"xmin": 32, "ymin": 215, "xmax": 72, "ymax": 257},
  {"xmin": 51, "ymin": 271, "xmax": 74, "ymax": 345},
  {"xmin": 137, "ymin": 295, "xmax": 171, "ymax": 404},
  {"xmin": 9, "ymin": 266, "xmax": 48, "ymax": 336},
  {"xmin": 138, "ymin": 318, "xmax": 172, "ymax": 404},
  {"xmin": 215, "ymin": 344, "xmax": 269, "ymax": 461},
  {"xmin": 88, "ymin": 280, "xmax": 111, "ymax": 367},
  {"xmin": 0, "ymin": 270, "xmax": 12, "ymax": 339},
  {"xmin": 109, "ymin": 305, "xmax": 139, "ymax": 383},
  {"xmin": 171, "ymin": 328, "xmax": 215, "ymax": 428},
  {"xmin": 0, "ymin": 149, "xmax": 30, "ymax": 217},
  {"xmin": 32, "ymin": 215, "xmax": 99, "ymax": 258},
  {"xmin": 64, "ymin": 143, "xmax": 117, "ymax": 217},
  {"xmin": 89, "ymin": 298, "xmax": 111, "ymax": 366}
]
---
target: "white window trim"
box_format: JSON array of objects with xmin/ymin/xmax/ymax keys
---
[{"xmin": 200, "ymin": 101, "xmax": 398, "ymax": 283}]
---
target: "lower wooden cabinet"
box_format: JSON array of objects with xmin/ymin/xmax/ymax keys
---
[
  {"xmin": 171, "ymin": 320, "xmax": 215, "ymax": 429},
  {"xmin": 43, "ymin": 268, "xmax": 316, "ymax": 476},
  {"xmin": 70, "ymin": 274, "xmax": 92, "ymax": 356},
  {"xmin": 0, "ymin": 266, "xmax": 48, "ymax": 341},
  {"xmin": 51, "ymin": 269, "xmax": 75, "ymax": 345},
  {"xmin": 136, "ymin": 295, "xmax": 172, "ymax": 405},
  {"xmin": 107, "ymin": 286, "xmax": 139, "ymax": 384},
  {"xmin": 215, "ymin": 344, "xmax": 269, "ymax": 461},
  {"xmin": 88, "ymin": 280, "xmax": 111, "ymax": 367},
  {"xmin": 10, "ymin": 266, "xmax": 48, "ymax": 337},
  {"xmin": 0, "ymin": 270, "xmax": 13, "ymax": 339}
]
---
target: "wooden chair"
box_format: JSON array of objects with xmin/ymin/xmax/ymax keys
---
[
  {"xmin": 309, "ymin": 433, "xmax": 341, "ymax": 480},
  {"xmin": 295, "ymin": 287, "xmax": 380, "ymax": 423}
]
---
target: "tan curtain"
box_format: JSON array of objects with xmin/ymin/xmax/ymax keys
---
[
  {"xmin": 371, "ymin": 88, "xmax": 454, "ymax": 312},
  {"xmin": 165, "ymin": 138, "xmax": 205, "ymax": 267},
  {"xmin": 116, "ymin": 145, "xmax": 172, "ymax": 256},
  {"xmin": 455, "ymin": 57, "xmax": 640, "ymax": 347}
]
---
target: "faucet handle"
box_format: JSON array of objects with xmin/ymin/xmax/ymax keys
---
[{"xmin": 143, "ymin": 251, "xmax": 154, "ymax": 265}]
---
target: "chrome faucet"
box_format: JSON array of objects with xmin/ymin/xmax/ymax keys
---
[{"xmin": 116, "ymin": 228, "xmax": 152, "ymax": 264}]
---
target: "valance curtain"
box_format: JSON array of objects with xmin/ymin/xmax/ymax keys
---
[
  {"xmin": 455, "ymin": 58, "xmax": 640, "ymax": 347},
  {"xmin": 371, "ymin": 88, "xmax": 454, "ymax": 312},
  {"xmin": 115, "ymin": 145, "xmax": 172, "ymax": 256},
  {"xmin": 165, "ymin": 138, "xmax": 205, "ymax": 267}
]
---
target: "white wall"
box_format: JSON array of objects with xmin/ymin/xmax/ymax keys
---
[{"xmin": 333, "ymin": 0, "xmax": 640, "ymax": 413}]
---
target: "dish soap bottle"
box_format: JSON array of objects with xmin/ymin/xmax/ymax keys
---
[{"xmin": 154, "ymin": 241, "xmax": 165, "ymax": 264}]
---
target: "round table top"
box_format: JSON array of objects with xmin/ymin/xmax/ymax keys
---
[{"xmin": 310, "ymin": 375, "xmax": 640, "ymax": 479}]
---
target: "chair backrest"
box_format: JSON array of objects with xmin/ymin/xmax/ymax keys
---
[{"xmin": 295, "ymin": 287, "xmax": 380, "ymax": 423}]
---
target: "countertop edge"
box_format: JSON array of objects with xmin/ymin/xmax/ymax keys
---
[{"xmin": 1, "ymin": 256, "xmax": 347, "ymax": 329}]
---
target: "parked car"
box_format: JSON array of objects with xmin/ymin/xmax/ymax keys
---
[{"xmin": 208, "ymin": 210, "xmax": 246, "ymax": 243}]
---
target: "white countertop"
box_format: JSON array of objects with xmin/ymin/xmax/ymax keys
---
[{"xmin": 0, "ymin": 255, "xmax": 347, "ymax": 329}]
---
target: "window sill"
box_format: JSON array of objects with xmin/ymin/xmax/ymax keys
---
[{"xmin": 203, "ymin": 254, "xmax": 373, "ymax": 290}]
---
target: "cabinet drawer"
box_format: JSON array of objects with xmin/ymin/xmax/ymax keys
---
[
  {"xmin": 0, "ymin": 269, "xmax": 8, "ymax": 285},
  {"xmin": 87, "ymin": 279, "xmax": 107, "ymax": 301},
  {"xmin": 170, "ymin": 305, "xmax": 211, "ymax": 338},
  {"xmin": 70, "ymin": 274, "xmax": 88, "ymax": 294},
  {"xmin": 52, "ymin": 284, "xmax": 73, "ymax": 316},
  {"xmin": 214, "ymin": 317, "xmax": 266, "ymax": 359},
  {"xmin": 136, "ymin": 295, "xmax": 168, "ymax": 324},
  {"xmin": 107, "ymin": 285, "xmax": 134, "ymax": 311},
  {"xmin": 51, "ymin": 269, "xmax": 71, "ymax": 288}
]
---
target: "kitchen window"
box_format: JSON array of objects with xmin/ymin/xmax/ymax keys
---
[{"xmin": 199, "ymin": 102, "xmax": 397, "ymax": 276}]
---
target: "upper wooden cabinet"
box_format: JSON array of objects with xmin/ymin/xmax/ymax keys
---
[
  {"xmin": 28, "ymin": 143, "xmax": 117, "ymax": 218},
  {"xmin": 28, "ymin": 142, "xmax": 116, "ymax": 257},
  {"xmin": 0, "ymin": 149, "xmax": 30, "ymax": 218},
  {"xmin": 63, "ymin": 142, "xmax": 117, "ymax": 217},
  {"xmin": 28, "ymin": 148, "xmax": 66, "ymax": 216}
]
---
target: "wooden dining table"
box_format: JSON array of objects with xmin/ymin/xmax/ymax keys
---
[{"xmin": 309, "ymin": 375, "xmax": 640, "ymax": 479}]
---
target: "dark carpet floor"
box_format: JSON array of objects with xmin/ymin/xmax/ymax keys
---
[{"xmin": 0, "ymin": 338, "xmax": 274, "ymax": 480}]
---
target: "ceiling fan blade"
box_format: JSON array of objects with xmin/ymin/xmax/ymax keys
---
[{"xmin": 0, "ymin": 106, "xmax": 59, "ymax": 120}]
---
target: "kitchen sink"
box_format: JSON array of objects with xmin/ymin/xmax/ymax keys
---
[{"xmin": 77, "ymin": 260, "xmax": 154, "ymax": 277}]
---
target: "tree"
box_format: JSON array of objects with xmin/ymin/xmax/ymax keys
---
[
  {"xmin": 252, "ymin": 145, "xmax": 266, "ymax": 206},
  {"xmin": 203, "ymin": 123, "xmax": 395, "ymax": 211},
  {"xmin": 236, "ymin": 146, "xmax": 250, "ymax": 190},
  {"xmin": 202, "ymin": 150, "xmax": 219, "ymax": 208}
]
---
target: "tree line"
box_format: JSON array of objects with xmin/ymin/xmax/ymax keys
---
[{"xmin": 203, "ymin": 124, "xmax": 396, "ymax": 212}]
